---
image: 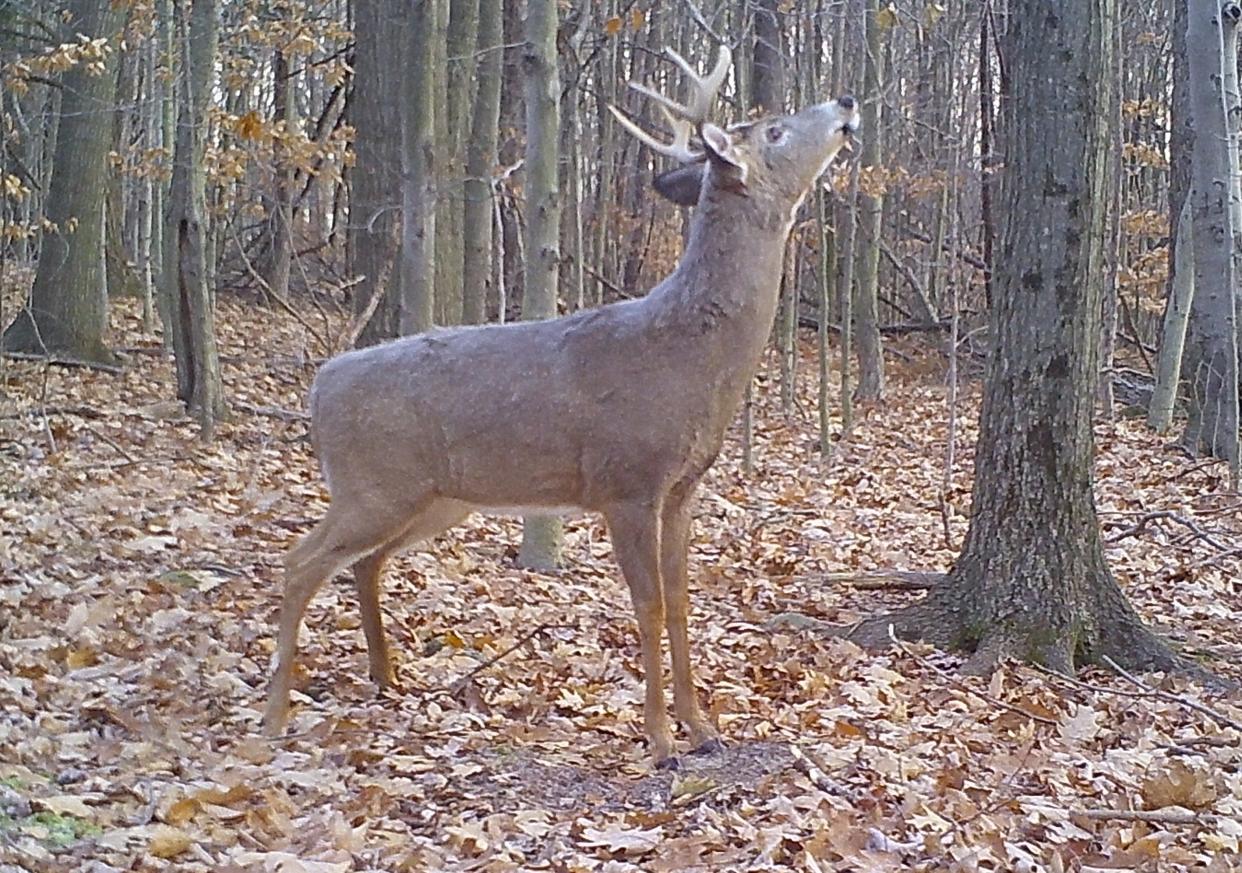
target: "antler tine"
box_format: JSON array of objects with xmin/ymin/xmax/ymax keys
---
[
  {"xmin": 663, "ymin": 45, "xmax": 732, "ymax": 122},
  {"xmin": 610, "ymin": 45, "xmax": 731, "ymax": 163},
  {"xmin": 607, "ymin": 104, "xmax": 701, "ymax": 163},
  {"xmin": 628, "ymin": 80, "xmax": 693, "ymax": 120}
]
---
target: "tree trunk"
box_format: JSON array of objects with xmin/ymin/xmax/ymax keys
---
[
  {"xmin": 518, "ymin": 0, "xmax": 563, "ymax": 570},
  {"xmin": 106, "ymin": 40, "xmax": 142, "ymax": 300},
  {"xmin": 351, "ymin": 0, "xmax": 404, "ymax": 346},
  {"xmin": 752, "ymin": 0, "xmax": 785, "ymax": 114},
  {"xmin": 399, "ymin": 0, "xmax": 439, "ymax": 336},
  {"xmin": 854, "ymin": 0, "xmax": 885, "ymax": 401},
  {"xmin": 1179, "ymin": 2, "xmax": 1241, "ymax": 473},
  {"xmin": 437, "ymin": 0, "xmax": 478, "ymax": 326},
  {"xmin": 163, "ymin": 0, "xmax": 225, "ymax": 438},
  {"xmin": 1148, "ymin": 197, "xmax": 1194, "ymax": 432},
  {"xmin": 850, "ymin": 0, "xmax": 1189, "ymax": 678},
  {"xmin": 463, "ymin": 0, "xmax": 502, "ymax": 324},
  {"xmin": 152, "ymin": 0, "xmax": 177, "ymax": 343},
  {"xmin": 2, "ymin": 0, "xmax": 124, "ymax": 366},
  {"xmin": 260, "ymin": 48, "xmax": 294, "ymax": 302}
]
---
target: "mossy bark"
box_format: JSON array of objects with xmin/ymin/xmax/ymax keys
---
[
  {"xmin": 2, "ymin": 0, "xmax": 124, "ymax": 366},
  {"xmin": 849, "ymin": 0, "xmax": 1192, "ymax": 679}
]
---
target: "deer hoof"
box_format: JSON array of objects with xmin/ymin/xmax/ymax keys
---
[
  {"xmin": 690, "ymin": 737, "xmax": 725, "ymax": 756},
  {"xmin": 654, "ymin": 754, "xmax": 682, "ymax": 772}
]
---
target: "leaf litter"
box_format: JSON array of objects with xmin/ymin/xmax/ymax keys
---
[{"xmin": 0, "ymin": 297, "xmax": 1239, "ymax": 871}]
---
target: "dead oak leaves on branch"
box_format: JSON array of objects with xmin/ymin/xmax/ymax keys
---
[{"xmin": 0, "ymin": 296, "xmax": 1240, "ymax": 871}]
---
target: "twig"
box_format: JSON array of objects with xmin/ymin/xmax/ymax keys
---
[
  {"xmin": 1024, "ymin": 802, "xmax": 1209, "ymax": 826},
  {"xmin": 888, "ymin": 626, "xmax": 1058, "ymax": 726},
  {"xmin": 1104, "ymin": 510, "xmax": 1230, "ymax": 550},
  {"xmin": 444, "ymin": 622, "xmax": 575, "ymax": 692},
  {"xmin": 789, "ymin": 744, "xmax": 844, "ymax": 796},
  {"xmin": 339, "ymin": 274, "xmax": 386, "ymax": 352},
  {"xmin": 234, "ymin": 401, "xmax": 310, "ymax": 423},
  {"xmin": 680, "ymin": 0, "xmax": 728, "ymax": 45},
  {"xmin": 1101, "ymin": 655, "xmax": 1242, "ymax": 733},
  {"xmin": 227, "ymin": 219, "xmax": 331, "ymax": 354},
  {"xmin": 38, "ymin": 360, "xmax": 55, "ymax": 454},
  {"xmin": 582, "ymin": 264, "xmax": 634, "ymax": 299},
  {"xmin": 82, "ymin": 423, "xmax": 137, "ymax": 464},
  {"xmin": 387, "ymin": 623, "xmax": 578, "ymax": 701}
]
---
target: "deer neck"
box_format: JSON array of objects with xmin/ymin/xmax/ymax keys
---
[{"xmin": 650, "ymin": 185, "xmax": 796, "ymax": 357}]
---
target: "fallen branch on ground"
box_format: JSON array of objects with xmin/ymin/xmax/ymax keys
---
[
  {"xmin": 1024, "ymin": 803, "xmax": 1210, "ymax": 826},
  {"xmin": 888, "ymin": 626, "xmax": 1058, "ymax": 726},
  {"xmin": 1102, "ymin": 655, "xmax": 1242, "ymax": 732},
  {"xmin": 234, "ymin": 401, "xmax": 311, "ymax": 422},
  {"xmin": 2, "ymin": 350, "xmax": 124, "ymax": 374},
  {"xmin": 823, "ymin": 570, "xmax": 945, "ymax": 590}
]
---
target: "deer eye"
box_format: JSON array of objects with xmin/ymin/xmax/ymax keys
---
[{"xmin": 765, "ymin": 125, "xmax": 787, "ymax": 144}]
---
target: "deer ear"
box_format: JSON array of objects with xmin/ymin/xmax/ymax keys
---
[
  {"xmin": 701, "ymin": 122, "xmax": 748, "ymax": 184},
  {"xmin": 653, "ymin": 163, "xmax": 706, "ymax": 206}
]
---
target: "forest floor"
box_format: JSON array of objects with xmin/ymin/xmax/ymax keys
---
[{"xmin": 1, "ymin": 293, "xmax": 1241, "ymax": 872}]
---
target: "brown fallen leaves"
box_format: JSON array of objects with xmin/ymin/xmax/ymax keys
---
[{"xmin": 1, "ymin": 295, "xmax": 1240, "ymax": 871}]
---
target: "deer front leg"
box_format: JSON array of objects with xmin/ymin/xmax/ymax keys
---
[
  {"xmin": 605, "ymin": 500, "xmax": 677, "ymax": 767},
  {"xmin": 661, "ymin": 491, "xmax": 722, "ymax": 753}
]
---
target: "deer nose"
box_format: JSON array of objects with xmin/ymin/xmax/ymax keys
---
[{"xmin": 837, "ymin": 95, "xmax": 856, "ymax": 111}]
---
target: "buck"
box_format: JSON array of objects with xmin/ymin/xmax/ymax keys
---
[{"xmin": 264, "ymin": 45, "xmax": 859, "ymax": 768}]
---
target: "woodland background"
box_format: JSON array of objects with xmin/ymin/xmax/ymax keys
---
[{"xmin": 1, "ymin": 0, "xmax": 1242, "ymax": 870}]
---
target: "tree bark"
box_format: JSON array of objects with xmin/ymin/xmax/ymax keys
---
[
  {"xmin": 437, "ymin": 0, "xmax": 478, "ymax": 326},
  {"xmin": 463, "ymin": 0, "xmax": 502, "ymax": 324},
  {"xmin": 1179, "ymin": 1, "xmax": 1241, "ymax": 474},
  {"xmin": 2, "ymin": 0, "xmax": 124, "ymax": 366},
  {"xmin": 163, "ymin": 0, "xmax": 225, "ymax": 438},
  {"xmin": 1148, "ymin": 197, "xmax": 1194, "ymax": 432},
  {"xmin": 106, "ymin": 39, "xmax": 142, "ymax": 300},
  {"xmin": 260, "ymin": 48, "xmax": 295, "ymax": 302},
  {"xmin": 854, "ymin": 0, "xmax": 885, "ymax": 401},
  {"xmin": 518, "ymin": 0, "xmax": 563, "ymax": 570},
  {"xmin": 398, "ymin": 0, "xmax": 438, "ymax": 336},
  {"xmin": 752, "ymin": 0, "xmax": 785, "ymax": 114},
  {"xmin": 351, "ymin": 0, "xmax": 404, "ymax": 346},
  {"xmin": 849, "ymin": 0, "xmax": 1191, "ymax": 678}
]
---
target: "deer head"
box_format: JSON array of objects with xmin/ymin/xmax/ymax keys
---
[{"xmin": 611, "ymin": 46, "xmax": 859, "ymax": 211}]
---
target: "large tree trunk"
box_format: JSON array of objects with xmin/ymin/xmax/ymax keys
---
[
  {"xmin": 351, "ymin": 1, "xmax": 404, "ymax": 346},
  {"xmin": 517, "ymin": 0, "xmax": 563, "ymax": 570},
  {"xmin": 462, "ymin": 0, "xmax": 503, "ymax": 324},
  {"xmin": 850, "ymin": 0, "xmax": 1188, "ymax": 677},
  {"xmin": 2, "ymin": 0, "xmax": 124, "ymax": 366},
  {"xmin": 163, "ymin": 0, "xmax": 225, "ymax": 439},
  {"xmin": 398, "ymin": 0, "xmax": 439, "ymax": 336},
  {"xmin": 854, "ymin": 0, "xmax": 885, "ymax": 401},
  {"xmin": 1179, "ymin": 2, "xmax": 1241, "ymax": 473}
]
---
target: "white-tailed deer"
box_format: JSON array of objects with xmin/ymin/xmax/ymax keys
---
[{"xmin": 264, "ymin": 45, "xmax": 858, "ymax": 767}]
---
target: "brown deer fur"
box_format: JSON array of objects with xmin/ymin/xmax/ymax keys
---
[{"xmin": 264, "ymin": 49, "xmax": 858, "ymax": 767}]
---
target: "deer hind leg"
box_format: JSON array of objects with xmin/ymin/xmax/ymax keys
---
[
  {"xmin": 353, "ymin": 500, "xmax": 471, "ymax": 690},
  {"xmin": 605, "ymin": 499, "xmax": 677, "ymax": 767},
  {"xmin": 661, "ymin": 488, "xmax": 721, "ymax": 753},
  {"xmin": 263, "ymin": 500, "xmax": 415, "ymax": 736},
  {"xmin": 353, "ymin": 550, "xmax": 396, "ymax": 688}
]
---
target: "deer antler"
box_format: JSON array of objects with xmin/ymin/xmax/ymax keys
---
[{"xmin": 609, "ymin": 44, "xmax": 732, "ymax": 163}]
